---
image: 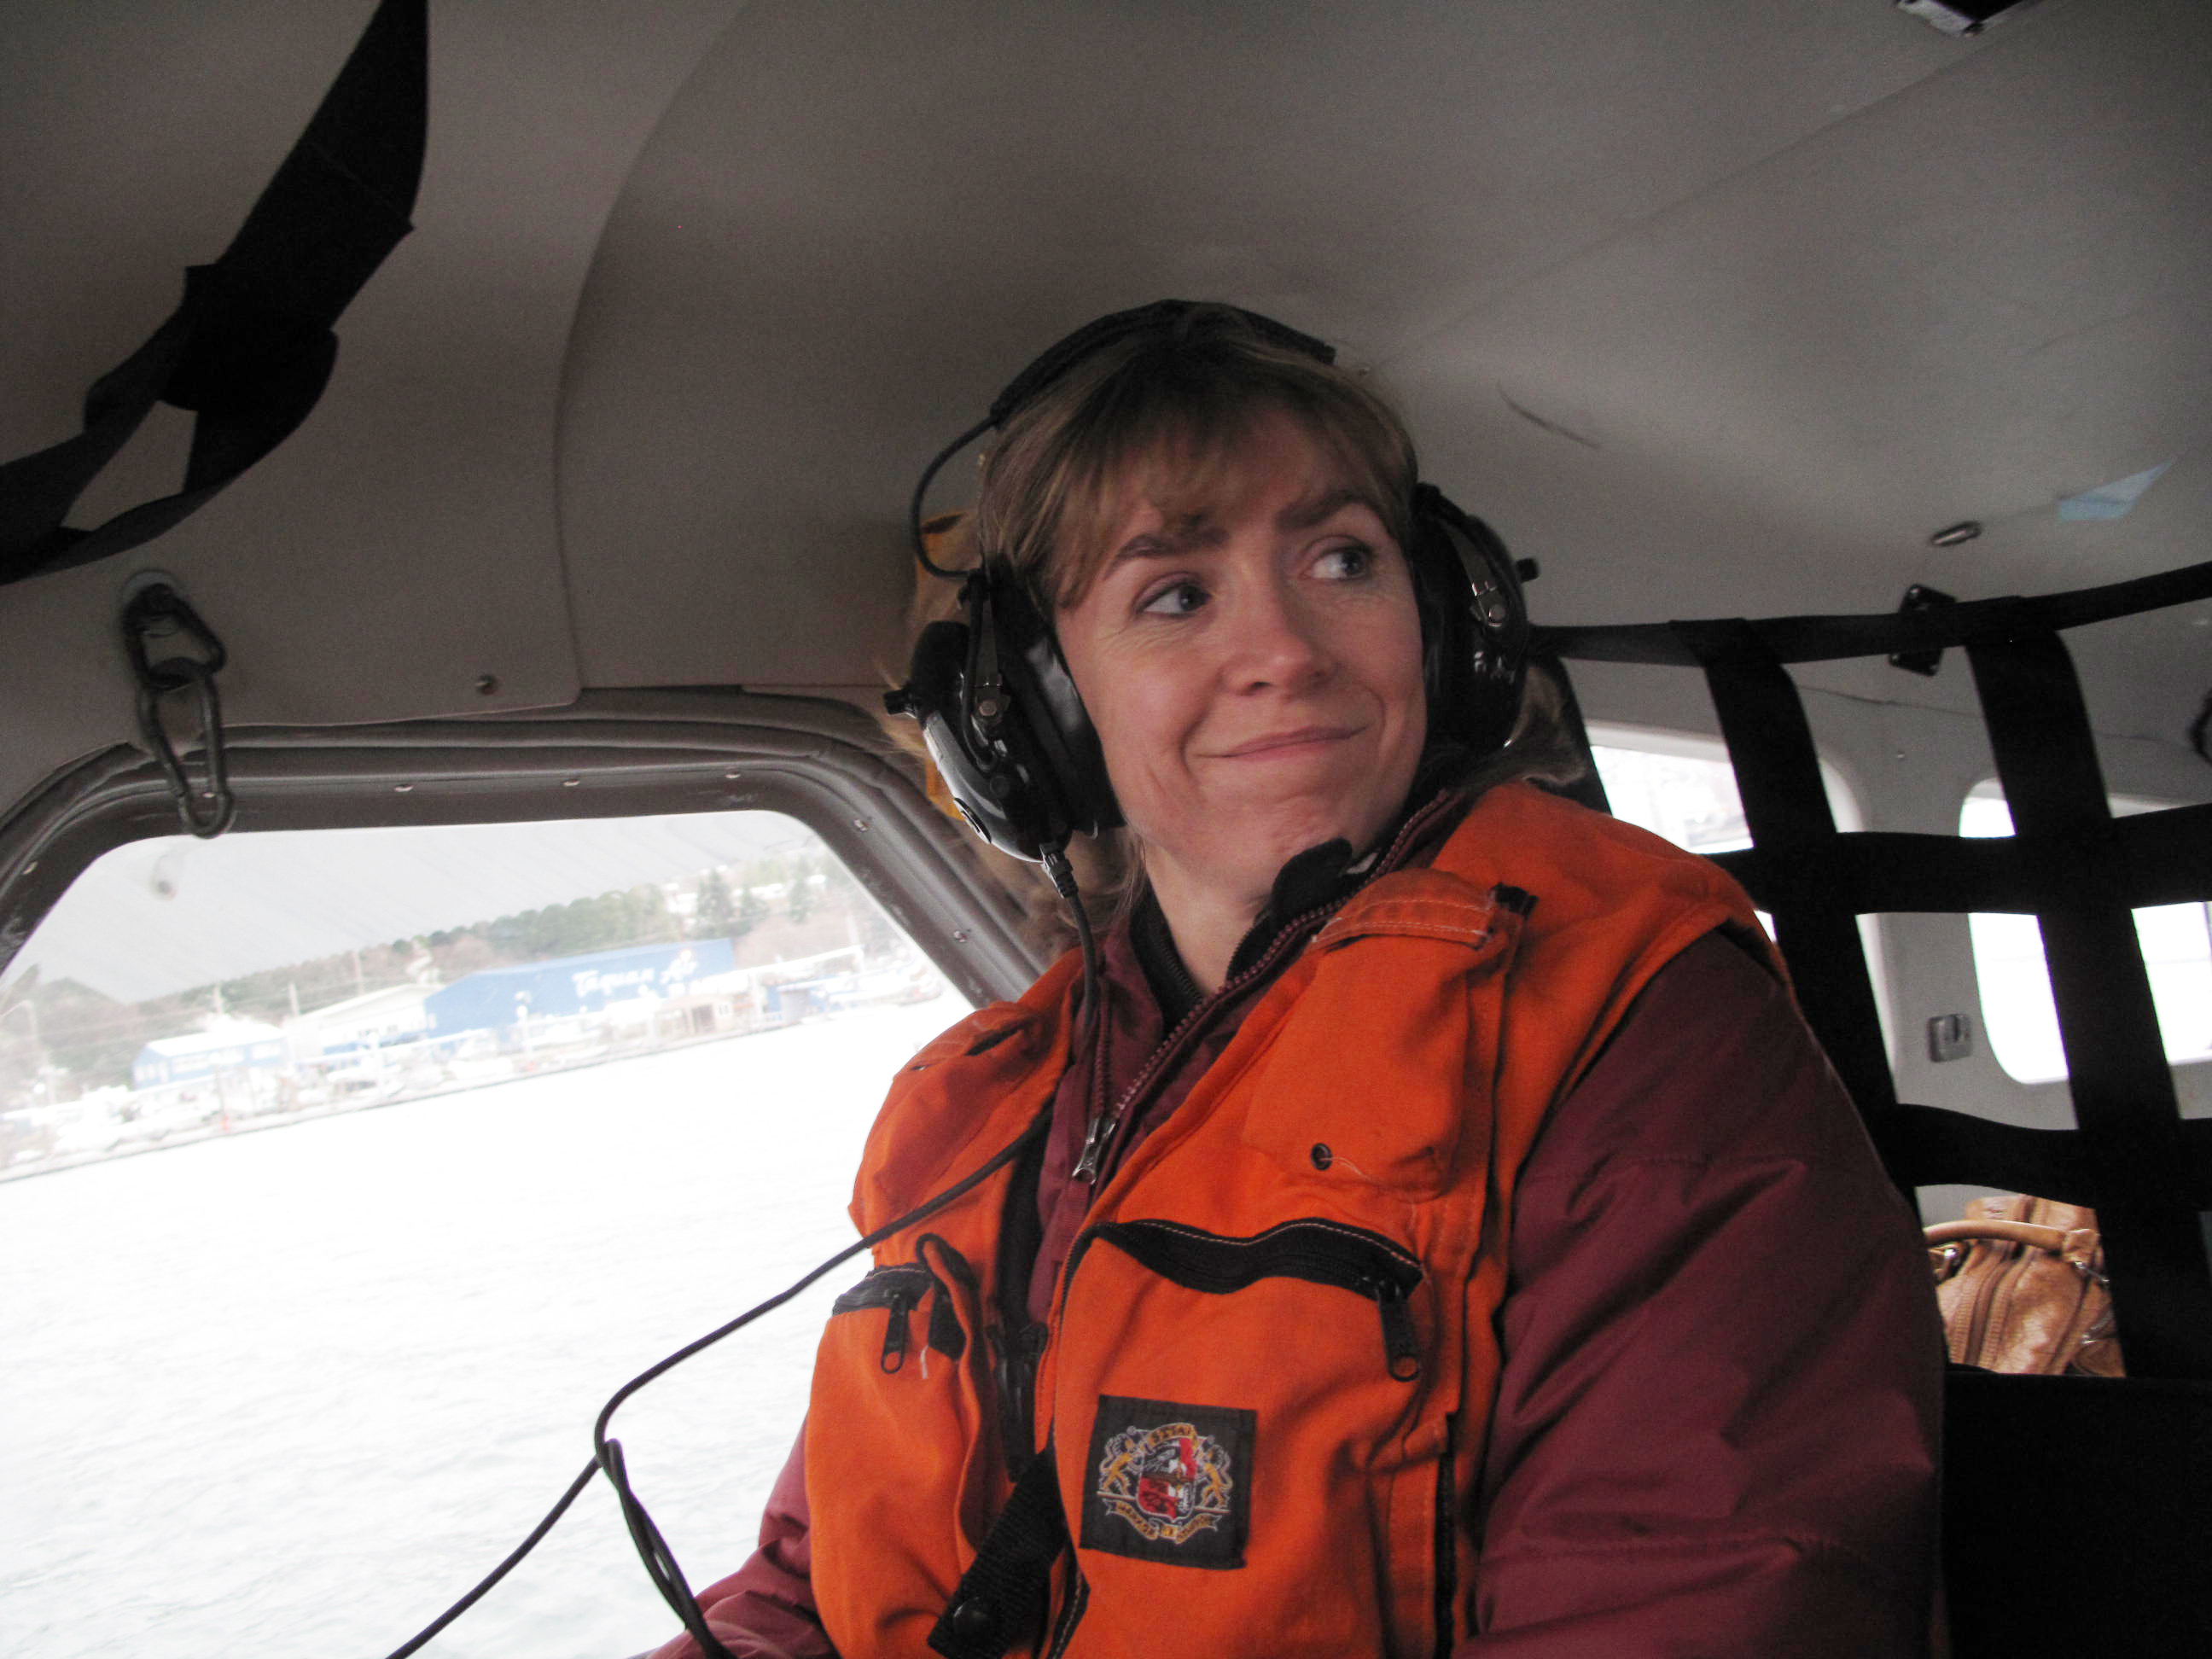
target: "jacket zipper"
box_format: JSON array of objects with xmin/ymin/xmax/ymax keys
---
[
  {"xmin": 1070, "ymin": 896, "xmax": 1336, "ymax": 1183},
  {"xmin": 1070, "ymin": 798, "xmax": 1458, "ymax": 1186},
  {"xmin": 1433, "ymin": 1409, "xmax": 1460, "ymax": 1659},
  {"xmin": 1081, "ymin": 1216, "xmax": 1426, "ymax": 1379}
]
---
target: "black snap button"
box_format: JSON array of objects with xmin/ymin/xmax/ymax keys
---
[
  {"xmin": 949, "ymin": 1596, "xmax": 996, "ymax": 1639},
  {"xmin": 1310, "ymin": 1142, "xmax": 1332, "ymax": 1170}
]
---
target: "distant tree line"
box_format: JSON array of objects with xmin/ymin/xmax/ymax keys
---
[{"xmin": 4, "ymin": 850, "xmax": 883, "ymax": 1097}]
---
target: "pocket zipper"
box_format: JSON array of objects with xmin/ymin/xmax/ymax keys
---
[
  {"xmin": 833, "ymin": 1260, "xmax": 969, "ymax": 1373},
  {"xmin": 1082, "ymin": 1217, "xmax": 1426, "ymax": 1380}
]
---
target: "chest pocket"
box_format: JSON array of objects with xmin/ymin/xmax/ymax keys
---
[{"xmin": 1239, "ymin": 876, "xmax": 1525, "ymax": 1199}]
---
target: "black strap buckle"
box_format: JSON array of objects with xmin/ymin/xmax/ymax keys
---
[{"xmin": 928, "ymin": 1440, "xmax": 1068, "ymax": 1659}]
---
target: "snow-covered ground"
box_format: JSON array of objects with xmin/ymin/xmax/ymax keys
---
[{"xmin": 0, "ymin": 992, "xmax": 972, "ymax": 1659}]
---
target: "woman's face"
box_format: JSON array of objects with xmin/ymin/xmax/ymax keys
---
[{"xmin": 1056, "ymin": 410, "xmax": 1428, "ymax": 915}]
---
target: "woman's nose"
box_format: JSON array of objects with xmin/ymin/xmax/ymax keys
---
[{"xmin": 1224, "ymin": 581, "xmax": 1333, "ymax": 691}]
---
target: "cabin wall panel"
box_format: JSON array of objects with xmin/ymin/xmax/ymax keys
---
[{"xmin": 0, "ymin": 0, "xmax": 739, "ymax": 818}]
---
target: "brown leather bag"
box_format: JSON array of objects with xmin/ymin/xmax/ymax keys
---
[{"xmin": 1926, "ymin": 1195, "xmax": 2124, "ymax": 1376}]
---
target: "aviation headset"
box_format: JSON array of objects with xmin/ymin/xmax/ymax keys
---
[{"xmin": 886, "ymin": 300, "xmax": 1534, "ymax": 866}]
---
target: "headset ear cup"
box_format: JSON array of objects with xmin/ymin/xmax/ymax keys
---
[
  {"xmin": 988, "ymin": 579, "xmax": 1122, "ymax": 835},
  {"xmin": 884, "ymin": 577, "xmax": 1121, "ymax": 864},
  {"xmin": 890, "ymin": 618, "xmax": 1022, "ymax": 853},
  {"xmin": 1408, "ymin": 485, "xmax": 1528, "ymax": 758}
]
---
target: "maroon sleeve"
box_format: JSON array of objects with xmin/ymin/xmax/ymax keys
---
[
  {"xmin": 1462, "ymin": 932, "xmax": 1943, "ymax": 1656},
  {"xmin": 646, "ymin": 1418, "xmax": 835, "ymax": 1659}
]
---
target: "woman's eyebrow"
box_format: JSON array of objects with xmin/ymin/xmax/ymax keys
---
[
  {"xmin": 1107, "ymin": 523, "xmax": 1224, "ymax": 567},
  {"xmin": 1274, "ymin": 486, "xmax": 1372, "ymax": 531}
]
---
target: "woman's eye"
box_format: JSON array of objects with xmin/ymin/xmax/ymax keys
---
[
  {"xmin": 1138, "ymin": 579, "xmax": 1208, "ymax": 617},
  {"xmin": 1315, "ymin": 542, "xmax": 1373, "ymax": 580}
]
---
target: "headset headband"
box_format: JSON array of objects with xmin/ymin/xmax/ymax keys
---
[{"xmin": 912, "ymin": 300, "xmax": 1337, "ymax": 579}]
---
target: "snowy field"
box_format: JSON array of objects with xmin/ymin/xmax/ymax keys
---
[{"xmin": 0, "ymin": 993, "xmax": 972, "ymax": 1659}]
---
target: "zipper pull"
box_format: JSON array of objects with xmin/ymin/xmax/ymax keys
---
[
  {"xmin": 1377, "ymin": 1287, "xmax": 1422, "ymax": 1382},
  {"xmin": 880, "ymin": 1295, "xmax": 913, "ymax": 1373},
  {"xmin": 1072, "ymin": 1107, "xmax": 1117, "ymax": 1183}
]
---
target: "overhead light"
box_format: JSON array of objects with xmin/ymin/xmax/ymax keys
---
[
  {"xmin": 1929, "ymin": 521, "xmax": 1982, "ymax": 548},
  {"xmin": 1895, "ymin": 0, "xmax": 2043, "ymax": 38}
]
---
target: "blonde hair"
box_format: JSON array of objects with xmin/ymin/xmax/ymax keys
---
[{"xmin": 972, "ymin": 306, "xmax": 1417, "ymax": 611}]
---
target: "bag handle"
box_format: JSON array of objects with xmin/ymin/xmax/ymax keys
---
[
  {"xmin": 1925, "ymin": 1218, "xmax": 2105, "ymax": 1278},
  {"xmin": 1925, "ymin": 1219, "xmax": 2072, "ymax": 1252}
]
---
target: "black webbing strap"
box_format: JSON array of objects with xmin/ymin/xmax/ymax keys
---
[
  {"xmin": 1967, "ymin": 626, "xmax": 2212, "ymax": 1377},
  {"xmin": 1533, "ymin": 556, "xmax": 2212, "ymax": 667},
  {"xmin": 1709, "ymin": 835, "xmax": 2023, "ymax": 914},
  {"xmin": 2120, "ymin": 800, "xmax": 2212, "ymax": 905},
  {"xmin": 1542, "ymin": 558, "xmax": 2212, "ymax": 1377},
  {"xmin": 1711, "ymin": 809, "xmax": 2210, "ymax": 912},
  {"xmin": 1676, "ymin": 620, "xmax": 1907, "ymax": 1180},
  {"xmin": 927, "ymin": 1442, "xmax": 1068, "ymax": 1659},
  {"xmin": 0, "ymin": 0, "xmax": 427, "ymax": 588},
  {"xmin": 1878, "ymin": 1106, "xmax": 2212, "ymax": 1211}
]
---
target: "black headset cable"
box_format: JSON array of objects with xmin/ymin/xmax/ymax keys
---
[
  {"xmin": 377, "ymin": 1115, "xmax": 1047, "ymax": 1659},
  {"xmin": 911, "ymin": 415, "xmax": 994, "ymax": 579},
  {"xmin": 1041, "ymin": 845, "xmax": 1102, "ymax": 1045}
]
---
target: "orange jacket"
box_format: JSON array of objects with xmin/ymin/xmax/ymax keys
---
[{"xmin": 805, "ymin": 783, "xmax": 1771, "ymax": 1658}]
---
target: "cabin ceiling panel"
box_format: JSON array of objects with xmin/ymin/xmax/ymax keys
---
[
  {"xmin": 0, "ymin": 1, "xmax": 737, "ymax": 818},
  {"xmin": 1385, "ymin": 0, "xmax": 2211, "ymax": 744},
  {"xmin": 558, "ymin": 0, "xmax": 1965, "ymax": 692}
]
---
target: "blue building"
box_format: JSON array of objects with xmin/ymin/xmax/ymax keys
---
[
  {"xmin": 131, "ymin": 1023, "xmax": 289, "ymax": 1091},
  {"xmin": 423, "ymin": 939, "xmax": 736, "ymax": 1037}
]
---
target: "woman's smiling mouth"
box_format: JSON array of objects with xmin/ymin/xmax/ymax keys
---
[{"xmin": 1212, "ymin": 724, "xmax": 1365, "ymax": 760}]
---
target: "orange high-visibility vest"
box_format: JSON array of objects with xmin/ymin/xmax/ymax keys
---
[{"xmin": 807, "ymin": 783, "xmax": 1773, "ymax": 1658}]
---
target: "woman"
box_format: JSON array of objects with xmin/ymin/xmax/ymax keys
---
[{"xmin": 651, "ymin": 304, "xmax": 1941, "ymax": 1658}]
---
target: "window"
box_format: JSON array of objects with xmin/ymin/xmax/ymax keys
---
[
  {"xmin": 0, "ymin": 812, "xmax": 967, "ymax": 1658},
  {"xmin": 1961, "ymin": 785, "xmax": 2212, "ymax": 1084},
  {"xmin": 1586, "ymin": 725, "xmax": 1893, "ymax": 1059}
]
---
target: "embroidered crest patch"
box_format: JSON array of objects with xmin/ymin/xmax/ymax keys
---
[{"xmin": 1079, "ymin": 1394, "xmax": 1254, "ymax": 1569}]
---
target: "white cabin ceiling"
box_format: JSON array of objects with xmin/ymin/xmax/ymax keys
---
[{"xmin": 2, "ymin": 0, "xmax": 2208, "ymax": 824}]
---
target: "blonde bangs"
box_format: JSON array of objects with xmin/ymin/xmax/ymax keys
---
[{"xmin": 974, "ymin": 317, "xmax": 1417, "ymax": 612}]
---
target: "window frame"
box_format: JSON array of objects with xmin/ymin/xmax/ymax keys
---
[{"xmin": 0, "ymin": 689, "xmax": 1044, "ymax": 1015}]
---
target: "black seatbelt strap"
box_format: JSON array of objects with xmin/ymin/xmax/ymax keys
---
[{"xmin": 0, "ymin": 0, "xmax": 427, "ymax": 588}]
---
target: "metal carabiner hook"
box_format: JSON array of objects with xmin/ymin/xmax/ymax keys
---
[{"xmin": 121, "ymin": 582, "xmax": 236, "ymax": 838}]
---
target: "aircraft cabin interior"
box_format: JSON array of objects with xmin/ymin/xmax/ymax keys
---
[{"xmin": 1, "ymin": 2, "xmax": 2207, "ymax": 1654}]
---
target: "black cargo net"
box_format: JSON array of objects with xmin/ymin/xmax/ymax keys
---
[{"xmin": 1536, "ymin": 557, "xmax": 2212, "ymax": 1381}]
